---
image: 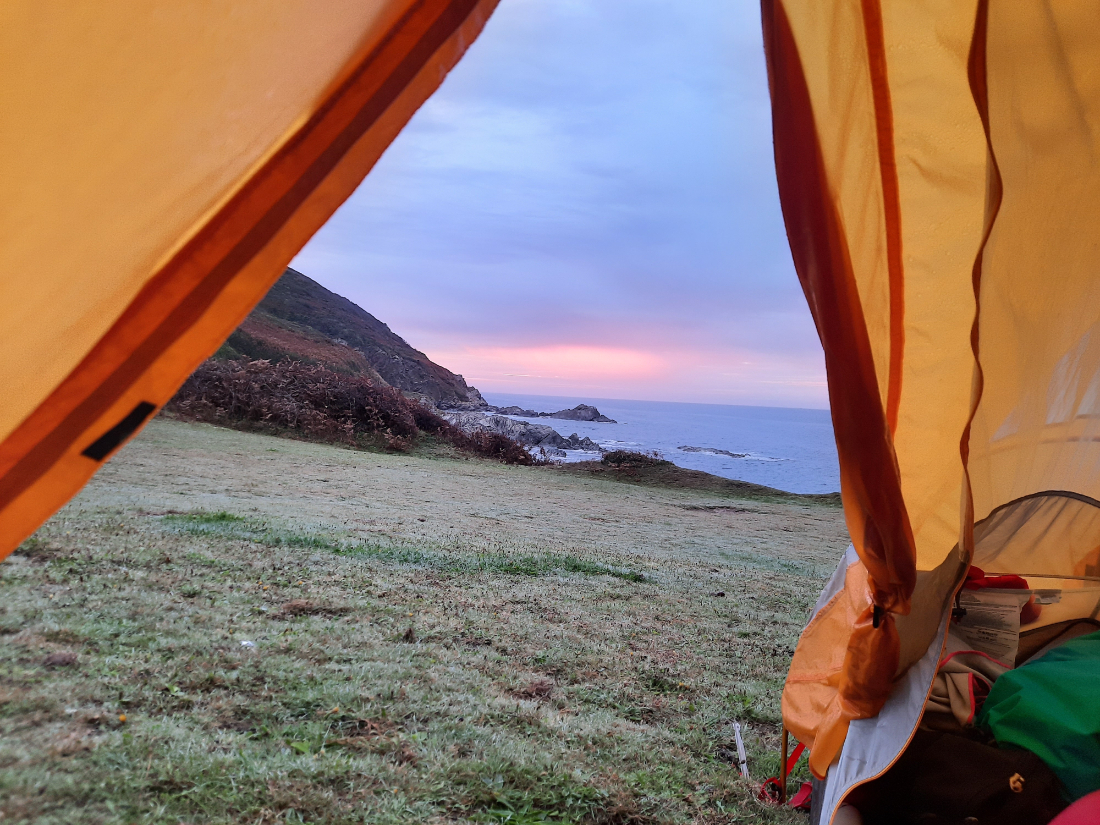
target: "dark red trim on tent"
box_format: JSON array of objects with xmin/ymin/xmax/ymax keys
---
[
  {"xmin": 761, "ymin": 0, "xmax": 915, "ymax": 613},
  {"xmin": 763, "ymin": 0, "xmax": 916, "ymax": 773}
]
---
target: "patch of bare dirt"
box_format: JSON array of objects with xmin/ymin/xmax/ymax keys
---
[
  {"xmin": 50, "ymin": 724, "xmax": 99, "ymax": 756},
  {"xmin": 271, "ymin": 599, "xmax": 350, "ymax": 619},
  {"xmin": 42, "ymin": 651, "xmax": 78, "ymax": 668},
  {"xmin": 512, "ymin": 677, "xmax": 555, "ymax": 700}
]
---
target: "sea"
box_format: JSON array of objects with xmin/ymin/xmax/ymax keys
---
[{"xmin": 482, "ymin": 393, "xmax": 840, "ymax": 495}]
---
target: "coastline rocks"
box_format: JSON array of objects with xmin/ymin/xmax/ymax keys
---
[
  {"xmin": 442, "ymin": 412, "xmax": 606, "ymax": 454},
  {"xmin": 678, "ymin": 445, "xmax": 748, "ymax": 459},
  {"xmin": 495, "ymin": 405, "xmax": 540, "ymax": 417},
  {"xmin": 443, "ymin": 412, "xmax": 557, "ymax": 447},
  {"xmin": 562, "ymin": 432, "xmax": 604, "ymax": 452},
  {"xmin": 533, "ymin": 445, "xmax": 567, "ymax": 459}
]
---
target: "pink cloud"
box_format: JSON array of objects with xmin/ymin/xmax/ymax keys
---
[{"xmin": 426, "ymin": 343, "xmax": 827, "ymax": 408}]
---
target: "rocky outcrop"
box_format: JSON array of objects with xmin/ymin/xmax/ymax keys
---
[
  {"xmin": 557, "ymin": 432, "xmax": 605, "ymax": 452},
  {"xmin": 437, "ymin": 387, "xmax": 490, "ymax": 411},
  {"xmin": 532, "ymin": 445, "xmax": 567, "ymax": 459},
  {"xmin": 443, "ymin": 412, "xmax": 557, "ymax": 446},
  {"xmin": 442, "ymin": 412, "xmax": 605, "ymax": 454}
]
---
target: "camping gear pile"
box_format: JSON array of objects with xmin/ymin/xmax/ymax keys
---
[
  {"xmin": 847, "ymin": 621, "xmax": 1100, "ymax": 824},
  {"xmin": 762, "ymin": 1, "xmax": 1100, "ymax": 822}
]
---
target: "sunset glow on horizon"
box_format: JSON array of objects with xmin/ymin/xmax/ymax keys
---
[{"xmin": 443, "ymin": 345, "xmax": 665, "ymax": 381}]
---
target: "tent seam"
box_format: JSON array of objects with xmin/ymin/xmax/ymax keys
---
[{"xmin": 860, "ymin": 0, "xmax": 905, "ymax": 436}]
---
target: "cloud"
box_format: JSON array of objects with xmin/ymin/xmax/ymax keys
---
[
  {"xmin": 429, "ymin": 342, "xmax": 824, "ymax": 407},
  {"xmin": 292, "ymin": 0, "xmax": 826, "ymax": 408}
]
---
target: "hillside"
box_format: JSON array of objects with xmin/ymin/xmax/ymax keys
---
[{"xmin": 216, "ymin": 268, "xmax": 486, "ymax": 407}]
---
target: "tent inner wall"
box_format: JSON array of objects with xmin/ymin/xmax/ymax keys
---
[
  {"xmin": 967, "ymin": 1, "xmax": 1100, "ymax": 532},
  {"xmin": 971, "ymin": 492, "xmax": 1100, "ymax": 627}
]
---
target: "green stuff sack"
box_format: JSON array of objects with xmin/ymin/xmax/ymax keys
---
[{"xmin": 979, "ymin": 630, "xmax": 1100, "ymax": 801}]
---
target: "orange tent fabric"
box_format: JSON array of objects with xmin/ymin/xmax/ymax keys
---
[
  {"xmin": 0, "ymin": 0, "xmax": 499, "ymax": 559},
  {"xmin": 766, "ymin": 0, "xmax": 1100, "ymax": 779}
]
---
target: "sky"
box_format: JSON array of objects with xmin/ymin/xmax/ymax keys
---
[{"xmin": 291, "ymin": 0, "xmax": 827, "ymax": 409}]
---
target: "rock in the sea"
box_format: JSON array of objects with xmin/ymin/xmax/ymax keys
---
[
  {"xmin": 564, "ymin": 433, "xmax": 603, "ymax": 452},
  {"xmin": 678, "ymin": 445, "xmax": 748, "ymax": 459},
  {"xmin": 484, "ymin": 402, "xmax": 616, "ymax": 423},
  {"xmin": 542, "ymin": 404, "xmax": 616, "ymax": 423}
]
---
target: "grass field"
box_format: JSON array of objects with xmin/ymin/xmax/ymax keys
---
[{"xmin": 0, "ymin": 418, "xmax": 848, "ymax": 824}]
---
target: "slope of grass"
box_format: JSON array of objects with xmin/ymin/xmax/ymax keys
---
[{"xmin": 559, "ymin": 457, "xmax": 841, "ymax": 507}]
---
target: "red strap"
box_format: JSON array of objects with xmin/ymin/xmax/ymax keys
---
[
  {"xmin": 758, "ymin": 777, "xmax": 783, "ymax": 803},
  {"xmin": 789, "ymin": 781, "xmax": 813, "ymax": 810},
  {"xmin": 757, "ymin": 742, "xmax": 810, "ymax": 805},
  {"xmin": 786, "ymin": 741, "xmax": 806, "ymax": 774}
]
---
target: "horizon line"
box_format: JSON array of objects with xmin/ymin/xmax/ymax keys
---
[{"xmin": 477, "ymin": 389, "xmax": 831, "ymax": 413}]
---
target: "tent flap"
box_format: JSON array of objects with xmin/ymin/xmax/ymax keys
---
[{"xmin": 0, "ymin": 0, "xmax": 500, "ymax": 559}]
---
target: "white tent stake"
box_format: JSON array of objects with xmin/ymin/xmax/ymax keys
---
[{"xmin": 734, "ymin": 722, "xmax": 749, "ymax": 778}]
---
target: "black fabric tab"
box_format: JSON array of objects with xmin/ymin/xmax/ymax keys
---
[{"xmin": 81, "ymin": 401, "xmax": 157, "ymax": 461}]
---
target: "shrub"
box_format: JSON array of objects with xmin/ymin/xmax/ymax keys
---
[
  {"xmin": 168, "ymin": 359, "xmax": 536, "ymax": 465},
  {"xmin": 601, "ymin": 450, "xmax": 671, "ymax": 469}
]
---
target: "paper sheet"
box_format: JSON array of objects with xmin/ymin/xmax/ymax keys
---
[
  {"xmin": 1032, "ymin": 589, "xmax": 1062, "ymax": 605},
  {"xmin": 955, "ymin": 589, "xmax": 1031, "ymax": 666}
]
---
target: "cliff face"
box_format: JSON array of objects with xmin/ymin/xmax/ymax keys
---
[{"xmin": 216, "ymin": 268, "xmax": 485, "ymax": 407}]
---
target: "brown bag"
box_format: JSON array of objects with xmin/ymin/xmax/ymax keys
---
[{"xmin": 851, "ymin": 729, "xmax": 1066, "ymax": 825}]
